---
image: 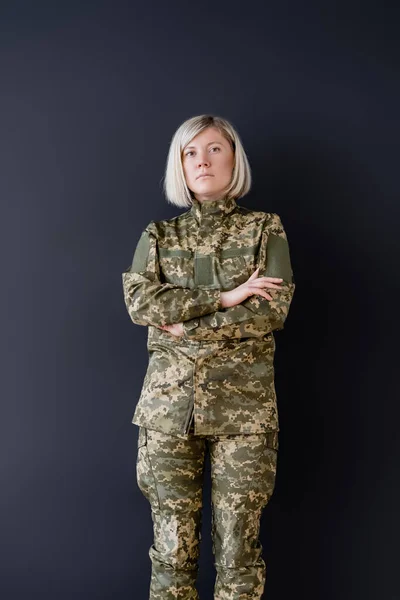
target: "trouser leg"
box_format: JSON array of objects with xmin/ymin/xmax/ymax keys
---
[
  {"xmin": 209, "ymin": 431, "xmax": 279, "ymax": 600},
  {"xmin": 136, "ymin": 426, "xmax": 206, "ymax": 600}
]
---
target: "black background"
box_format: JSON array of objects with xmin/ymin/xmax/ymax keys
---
[{"xmin": 1, "ymin": 1, "xmax": 399, "ymax": 599}]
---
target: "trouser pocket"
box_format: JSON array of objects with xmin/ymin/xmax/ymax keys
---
[
  {"xmin": 136, "ymin": 426, "xmax": 161, "ymax": 510},
  {"xmin": 264, "ymin": 430, "xmax": 279, "ymax": 451}
]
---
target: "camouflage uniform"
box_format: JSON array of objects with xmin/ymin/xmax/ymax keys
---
[{"xmin": 122, "ymin": 196, "xmax": 295, "ymax": 599}]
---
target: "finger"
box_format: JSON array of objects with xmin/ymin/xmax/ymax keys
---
[
  {"xmin": 255, "ymin": 290, "xmax": 272, "ymax": 301},
  {"xmin": 252, "ymin": 291, "xmax": 272, "ymax": 301},
  {"xmin": 254, "ymin": 279, "xmax": 287, "ymax": 287},
  {"xmin": 258, "ymin": 276, "xmax": 284, "ymax": 282},
  {"xmin": 262, "ymin": 283, "xmax": 284, "ymax": 290},
  {"xmin": 248, "ymin": 281, "xmax": 282, "ymax": 290},
  {"xmin": 247, "ymin": 286, "xmax": 272, "ymax": 301},
  {"xmin": 248, "ymin": 267, "xmax": 260, "ymax": 280},
  {"xmin": 247, "ymin": 279, "xmax": 282, "ymax": 287}
]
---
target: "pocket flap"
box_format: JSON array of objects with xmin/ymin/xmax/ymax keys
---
[{"xmin": 137, "ymin": 426, "xmax": 147, "ymax": 448}]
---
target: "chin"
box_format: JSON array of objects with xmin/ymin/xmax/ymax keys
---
[{"xmin": 194, "ymin": 183, "xmax": 218, "ymax": 193}]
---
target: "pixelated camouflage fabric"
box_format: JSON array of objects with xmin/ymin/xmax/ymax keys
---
[{"xmin": 122, "ymin": 196, "xmax": 295, "ymax": 437}]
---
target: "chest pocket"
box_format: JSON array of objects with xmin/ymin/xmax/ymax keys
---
[
  {"xmin": 216, "ymin": 245, "xmax": 258, "ymax": 290},
  {"xmin": 158, "ymin": 247, "xmax": 193, "ymax": 288},
  {"xmin": 158, "ymin": 245, "xmax": 258, "ymax": 291}
]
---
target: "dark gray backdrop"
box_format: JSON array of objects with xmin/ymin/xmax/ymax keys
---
[{"xmin": 1, "ymin": 1, "xmax": 399, "ymax": 599}]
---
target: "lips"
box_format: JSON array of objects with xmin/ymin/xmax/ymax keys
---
[{"xmin": 197, "ymin": 174, "xmax": 213, "ymax": 179}]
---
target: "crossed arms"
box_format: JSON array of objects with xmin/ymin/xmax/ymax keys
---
[{"xmin": 121, "ymin": 213, "xmax": 295, "ymax": 341}]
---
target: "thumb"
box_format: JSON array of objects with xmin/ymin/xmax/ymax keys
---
[{"xmin": 248, "ymin": 267, "xmax": 260, "ymax": 280}]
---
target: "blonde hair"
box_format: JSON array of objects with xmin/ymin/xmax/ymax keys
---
[{"xmin": 162, "ymin": 114, "xmax": 252, "ymax": 208}]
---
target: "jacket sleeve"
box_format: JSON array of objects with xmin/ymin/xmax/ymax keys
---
[
  {"xmin": 182, "ymin": 213, "xmax": 296, "ymax": 340},
  {"xmin": 122, "ymin": 221, "xmax": 222, "ymax": 327}
]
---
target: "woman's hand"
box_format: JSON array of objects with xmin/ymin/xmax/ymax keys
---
[
  {"xmin": 158, "ymin": 322, "xmax": 184, "ymax": 337},
  {"xmin": 220, "ymin": 267, "xmax": 283, "ymax": 308},
  {"xmin": 157, "ymin": 268, "xmax": 283, "ymax": 334}
]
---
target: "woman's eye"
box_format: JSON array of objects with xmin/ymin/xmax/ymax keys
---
[{"xmin": 184, "ymin": 147, "xmax": 220, "ymax": 157}]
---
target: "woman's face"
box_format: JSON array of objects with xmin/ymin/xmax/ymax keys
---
[{"xmin": 182, "ymin": 127, "xmax": 235, "ymax": 203}]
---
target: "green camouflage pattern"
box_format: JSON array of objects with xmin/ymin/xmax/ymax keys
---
[
  {"xmin": 137, "ymin": 425, "xmax": 279, "ymax": 600},
  {"xmin": 122, "ymin": 196, "xmax": 295, "ymax": 437}
]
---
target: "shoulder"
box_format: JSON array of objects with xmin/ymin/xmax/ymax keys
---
[
  {"xmin": 144, "ymin": 209, "xmax": 192, "ymax": 236},
  {"xmin": 235, "ymin": 204, "xmax": 288, "ymax": 239},
  {"xmin": 235, "ymin": 203, "xmax": 279, "ymax": 227}
]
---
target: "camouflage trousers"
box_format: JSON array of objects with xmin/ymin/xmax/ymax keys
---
[{"xmin": 136, "ymin": 423, "xmax": 279, "ymax": 600}]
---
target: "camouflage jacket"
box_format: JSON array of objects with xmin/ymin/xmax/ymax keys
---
[{"xmin": 122, "ymin": 196, "xmax": 295, "ymax": 438}]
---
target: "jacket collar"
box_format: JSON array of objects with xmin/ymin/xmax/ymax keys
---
[{"xmin": 189, "ymin": 196, "xmax": 237, "ymax": 222}]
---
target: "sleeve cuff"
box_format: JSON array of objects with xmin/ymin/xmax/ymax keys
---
[
  {"xmin": 207, "ymin": 288, "xmax": 222, "ymax": 312},
  {"xmin": 195, "ymin": 287, "xmax": 221, "ymax": 315},
  {"xmin": 183, "ymin": 288, "xmax": 221, "ymax": 337},
  {"xmin": 183, "ymin": 319, "xmax": 199, "ymax": 334}
]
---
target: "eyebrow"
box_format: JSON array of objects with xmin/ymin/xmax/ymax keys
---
[{"xmin": 184, "ymin": 141, "xmax": 223, "ymax": 150}]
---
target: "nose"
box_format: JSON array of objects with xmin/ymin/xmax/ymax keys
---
[{"xmin": 197, "ymin": 152, "xmax": 210, "ymax": 168}]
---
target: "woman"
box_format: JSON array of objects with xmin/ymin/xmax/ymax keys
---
[{"xmin": 122, "ymin": 114, "xmax": 295, "ymax": 600}]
